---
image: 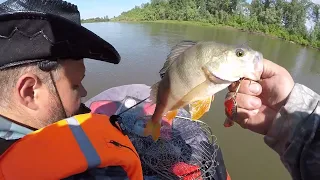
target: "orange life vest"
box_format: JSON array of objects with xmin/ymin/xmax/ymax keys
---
[{"xmin": 0, "ymin": 113, "xmax": 143, "ymax": 180}]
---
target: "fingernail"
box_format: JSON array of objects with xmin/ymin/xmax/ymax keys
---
[{"xmin": 249, "ymin": 83, "xmax": 260, "ymax": 94}]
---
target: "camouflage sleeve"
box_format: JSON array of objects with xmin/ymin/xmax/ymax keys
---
[{"xmin": 264, "ymin": 83, "xmax": 320, "ymax": 179}]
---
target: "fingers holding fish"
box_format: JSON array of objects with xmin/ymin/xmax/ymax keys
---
[
  {"xmin": 228, "ymin": 79, "xmax": 262, "ymax": 96},
  {"xmin": 225, "ymin": 105, "xmax": 274, "ymax": 135},
  {"xmin": 224, "ymin": 91, "xmax": 261, "ymax": 128},
  {"xmin": 225, "ymin": 92, "xmax": 261, "ymax": 110},
  {"xmin": 224, "ymin": 106, "xmax": 260, "ymax": 129},
  {"xmin": 229, "ymin": 108, "xmax": 259, "ymax": 125}
]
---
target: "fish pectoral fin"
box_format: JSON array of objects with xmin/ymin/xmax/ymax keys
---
[
  {"xmin": 165, "ymin": 109, "xmax": 178, "ymax": 123},
  {"xmin": 189, "ymin": 96, "xmax": 213, "ymax": 120},
  {"xmin": 143, "ymin": 120, "xmax": 161, "ymax": 141}
]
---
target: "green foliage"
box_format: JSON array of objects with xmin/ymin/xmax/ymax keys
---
[
  {"xmin": 109, "ymin": 0, "xmax": 320, "ymax": 49},
  {"xmin": 81, "ymin": 16, "xmax": 110, "ymax": 23}
]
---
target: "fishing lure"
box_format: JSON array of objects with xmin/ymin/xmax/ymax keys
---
[{"xmin": 224, "ymin": 79, "xmax": 242, "ymax": 127}]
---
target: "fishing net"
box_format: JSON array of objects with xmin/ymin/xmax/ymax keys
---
[{"xmin": 86, "ymin": 84, "xmax": 228, "ymax": 180}]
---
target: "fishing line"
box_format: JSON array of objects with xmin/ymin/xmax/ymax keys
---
[
  {"xmin": 109, "ymin": 96, "xmax": 150, "ymax": 134},
  {"xmin": 234, "ymin": 79, "xmax": 242, "ymax": 97},
  {"xmin": 117, "ymin": 96, "xmax": 150, "ymax": 116}
]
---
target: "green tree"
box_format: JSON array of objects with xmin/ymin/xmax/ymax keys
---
[{"xmin": 110, "ymin": 0, "xmax": 320, "ymax": 48}]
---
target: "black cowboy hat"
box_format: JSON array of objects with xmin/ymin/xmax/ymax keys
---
[{"xmin": 0, "ymin": 0, "xmax": 121, "ymax": 69}]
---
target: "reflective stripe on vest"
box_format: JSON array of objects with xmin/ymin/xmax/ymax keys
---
[
  {"xmin": 0, "ymin": 113, "xmax": 143, "ymax": 180},
  {"xmin": 65, "ymin": 116, "xmax": 101, "ymax": 169}
]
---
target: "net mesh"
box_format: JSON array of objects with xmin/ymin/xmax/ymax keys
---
[{"xmin": 116, "ymin": 96, "xmax": 220, "ymax": 180}]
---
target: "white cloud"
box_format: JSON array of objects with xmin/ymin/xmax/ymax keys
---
[{"xmin": 312, "ymin": 0, "xmax": 320, "ymax": 5}]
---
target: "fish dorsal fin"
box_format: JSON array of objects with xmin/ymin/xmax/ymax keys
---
[{"xmin": 159, "ymin": 40, "xmax": 197, "ymax": 78}]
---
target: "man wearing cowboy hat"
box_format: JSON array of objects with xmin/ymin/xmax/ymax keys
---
[{"xmin": 0, "ymin": 0, "xmax": 145, "ymax": 179}]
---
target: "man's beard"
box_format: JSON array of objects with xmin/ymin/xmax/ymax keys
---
[
  {"xmin": 47, "ymin": 98, "xmax": 68, "ymax": 124},
  {"xmin": 44, "ymin": 94, "xmax": 86, "ymax": 126},
  {"xmin": 45, "ymin": 93, "xmax": 71, "ymax": 125}
]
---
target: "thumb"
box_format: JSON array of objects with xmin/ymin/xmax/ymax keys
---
[{"xmin": 260, "ymin": 59, "xmax": 279, "ymax": 79}]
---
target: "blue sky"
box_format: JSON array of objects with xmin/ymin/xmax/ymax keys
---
[
  {"xmin": 69, "ymin": 0, "xmax": 320, "ymax": 19},
  {"xmin": 67, "ymin": 0, "xmax": 150, "ymax": 19},
  {"xmin": 0, "ymin": 0, "xmax": 150, "ymax": 19},
  {"xmin": 0, "ymin": 0, "xmax": 319, "ymax": 19}
]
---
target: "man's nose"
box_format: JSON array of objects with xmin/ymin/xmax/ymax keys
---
[{"xmin": 79, "ymin": 84, "xmax": 87, "ymax": 97}]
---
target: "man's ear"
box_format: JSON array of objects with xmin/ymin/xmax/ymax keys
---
[{"xmin": 15, "ymin": 73, "xmax": 42, "ymax": 110}]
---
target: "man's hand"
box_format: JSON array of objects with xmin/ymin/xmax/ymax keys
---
[{"xmin": 224, "ymin": 59, "xmax": 294, "ymax": 135}]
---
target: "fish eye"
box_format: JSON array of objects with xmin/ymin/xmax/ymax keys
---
[{"xmin": 235, "ymin": 49, "xmax": 245, "ymax": 57}]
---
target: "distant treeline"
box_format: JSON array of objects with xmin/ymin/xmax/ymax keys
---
[
  {"xmin": 111, "ymin": 0, "xmax": 320, "ymax": 49},
  {"xmin": 81, "ymin": 16, "xmax": 110, "ymax": 23}
]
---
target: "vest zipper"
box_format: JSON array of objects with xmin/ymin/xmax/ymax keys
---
[{"xmin": 109, "ymin": 140, "xmax": 139, "ymax": 158}]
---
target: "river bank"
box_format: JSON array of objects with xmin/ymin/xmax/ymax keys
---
[{"xmin": 108, "ymin": 19, "xmax": 318, "ymax": 50}]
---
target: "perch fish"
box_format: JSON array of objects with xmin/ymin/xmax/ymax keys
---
[{"xmin": 144, "ymin": 40, "xmax": 264, "ymax": 141}]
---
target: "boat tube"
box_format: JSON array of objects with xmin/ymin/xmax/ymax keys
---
[{"xmin": 84, "ymin": 84, "xmax": 230, "ymax": 180}]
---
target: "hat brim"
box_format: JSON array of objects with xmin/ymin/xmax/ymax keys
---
[{"xmin": 0, "ymin": 12, "xmax": 121, "ymax": 65}]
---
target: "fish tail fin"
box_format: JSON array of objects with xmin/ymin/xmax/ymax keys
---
[
  {"xmin": 189, "ymin": 96, "xmax": 213, "ymax": 120},
  {"xmin": 143, "ymin": 120, "xmax": 161, "ymax": 141},
  {"xmin": 165, "ymin": 109, "xmax": 178, "ymax": 123},
  {"xmin": 149, "ymin": 81, "xmax": 160, "ymax": 104}
]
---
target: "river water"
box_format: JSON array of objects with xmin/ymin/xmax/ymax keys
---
[{"xmin": 81, "ymin": 21, "xmax": 320, "ymax": 180}]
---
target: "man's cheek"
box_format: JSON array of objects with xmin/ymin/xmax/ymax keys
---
[{"xmin": 65, "ymin": 97, "xmax": 81, "ymax": 116}]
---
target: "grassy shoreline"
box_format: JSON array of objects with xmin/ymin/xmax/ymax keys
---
[
  {"xmin": 81, "ymin": 20, "xmax": 109, "ymax": 23},
  {"xmin": 84, "ymin": 19, "xmax": 318, "ymax": 50},
  {"xmin": 113, "ymin": 19, "xmax": 314, "ymax": 48},
  {"xmin": 119, "ymin": 20, "xmax": 282, "ymax": 38},
  {"xmin": 105, "ymin": 19, "xmax": 320, "ymax": 50}
]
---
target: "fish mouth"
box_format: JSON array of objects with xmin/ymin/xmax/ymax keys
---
[
  {"xmin": 212, "ymin": 73, "xmax": 238, "ymax": 83},
  {"xmin": 242, "ymin": 52, "xmax": 264, "ymax": 81},
  {"xmin": 202, "ymin": 66, "xmax": 240, "ymax": 84},
  {"xmin": 254, "ymin": 52, "xmax": 264, "ymax": 73}
]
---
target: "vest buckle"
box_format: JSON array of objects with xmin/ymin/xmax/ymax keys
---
[{"xmin": 109, "ymin": 115, "xmax": 128, "ymax": 135}]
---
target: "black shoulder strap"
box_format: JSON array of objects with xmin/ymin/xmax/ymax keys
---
[{"xmin": 0, "ymin": 138, "xmax": 18, "ymax": 155}]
